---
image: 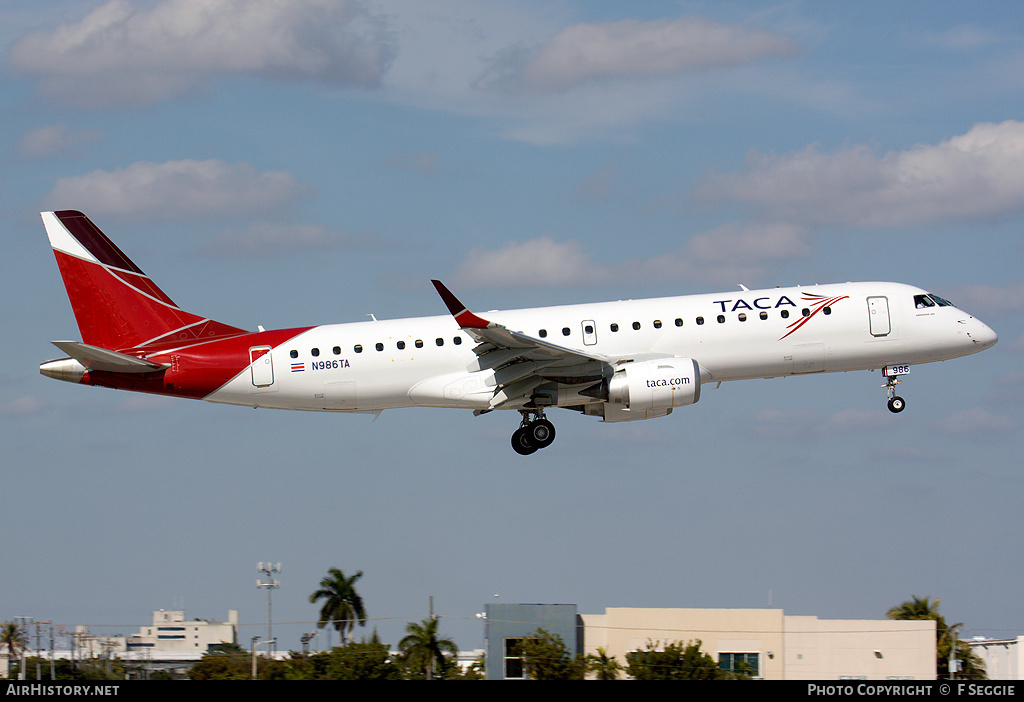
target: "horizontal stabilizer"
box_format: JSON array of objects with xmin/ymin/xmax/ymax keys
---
[{"xmin": 50, "ymin": 341, "xmax": 166, "ymax": 374}]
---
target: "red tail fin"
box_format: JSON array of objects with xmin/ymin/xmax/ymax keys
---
[{"xmin": 43, "ymin": 211, "xmax": 246, "ymax": 351}]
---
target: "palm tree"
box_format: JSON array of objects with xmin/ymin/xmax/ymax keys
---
[
  {"xmin": 309, "ymin": 568, "xmax": 366, "ymax": 645},
  {"xmin": 398, "ymin": 617, "xmax": 458, "ymax": 680},
  {"xmin": 1, "ymin": 622, "xmax": 27, "ymax": 673},
  {"xmin": 887, "ymin": 595, "xmax": 986, "ymax": 679},
  {"xmin": 887, "ymin": 595, "xmax": 943, "ymax": 621},
  {"xmin": 586, "ymin": 647, "xmax": 622, "ymax": 680}
]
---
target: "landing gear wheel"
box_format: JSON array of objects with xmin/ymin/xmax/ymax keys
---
[
  {"xmin": 510, "ymin": 408, "xmax": 556, "ymax": 455},
  {"xmin": 527, "ymin": 419, "xmax": 556, "ymax": 449},
  {"xmin": 882, "ymin": 369, "xmax": 908, "ymax": 415},
  {"xmin": 511, "ymin": 427, "xmax": 538, "ymax": 455}
]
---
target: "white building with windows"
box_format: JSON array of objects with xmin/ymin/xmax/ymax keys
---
[
  {"xmin": 967, "ymin": 636, "xmax": 1024, "ymax": 680},
  {"xmin": 69, "ymin": 609, "xmax": 238, "ymax": 657},
  {"xmin": 1, "ymin": 610, "xmax": 239, "ymax": 678},
  {"xmin": 120, "ymin": 609, "xmax": 238, "ymax": 653},
  {"xmin": 582, "ymin": 608, "xmax": 936, "ymax": 679}
]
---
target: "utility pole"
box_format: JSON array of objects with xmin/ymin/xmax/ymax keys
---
[
  {"xmin": 14, "ymin": 617, "xmax": 31, "ymax": 680},
  {"xmin": 256, "ymin": 562, "xmax": 281, "ymax": 654}
]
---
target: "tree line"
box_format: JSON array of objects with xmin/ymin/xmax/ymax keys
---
[{"xmin": 2, "ymin": 575, "xmax": 988, "ymax": 680}]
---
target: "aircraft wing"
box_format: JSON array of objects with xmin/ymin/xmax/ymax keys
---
[
  {"xmin": 431, "ymin": 280, "xmax": 612, "ymax": 410},
  {"xmin": 431, "ymin": 280, "xmax": 611, "ymax": 366},
  {"xmin": 50, "ymin": 340, "xmax": 167, "ymax": 374}
]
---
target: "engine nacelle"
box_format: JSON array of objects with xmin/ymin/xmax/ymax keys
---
[{"xmin": 606, "ymin": 357, "xmax": 701, "ymax": 412}]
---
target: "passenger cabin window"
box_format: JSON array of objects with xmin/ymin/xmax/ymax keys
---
[
  {"xmin": 354, "ymin": 344, "xmax": 363, "ymax": 353},
  {"xmin": 653, "ymin": 320, "xmax": 662, "ymax": 329},
  {"xmin": 562, "ymin": 327, "xmax": 570, "ymax": 336},
  {"xmin": 333, "ymin": 346, "xmax": 341, "ymax": 355},
  {"xmin": 675, "ymin": 318, "xmax": 683, "ymax": 327},
  {"xmin": 610, "ymin": 323, "xmax": 619, "ymax": 332},
  {"xmin": 759, "ymin": 311, "xmax": 768, "ymax": 320},
  {"xmin": 375, "ymin": 342, "xmax": 384, "ymax": 352},
  {"xmin": 696, "ymin": 317, "xmax": 704, "ymax": 325},
  {"xmin": 802, "ymin": 308, "xmax": 810, "ymax": 317},
  {"xmin": 436, "ymin": 338, "xmax": 444, "ymax": 346},
  {"xmin": 415, "ymin": 340, "xmax": 423, "ymax": 348},
  {"xmin": 738, "ymin": 313, "xmax": 747, "ymax": 322},
  {"xmin": 397, "ymin": 341, "xmax": 405, "ymax": 350},
  {"xmin": 290, "ymin": 349, "xmax": 298, "ymax": 358},
  {"xmin": 454, "ymin": 337, "xmax": 462, "ymax": 345},
  {"xmin": 539, "ymin": 329, "xmax": 547, "ymax": 338},
  {"xmin": 780, "ymin": 310, "xmax": 790, "ymax": 319},
  {"xmin": 632, "ymin": 322, "xmax": 641, "ymax": 330},
  {"xmin": 716, "ymin": 315, "xmax": 725, "ymax": 323},
  {"xmin": 311, "ymin": 348, "xmax": 320, "ymax": 357}
]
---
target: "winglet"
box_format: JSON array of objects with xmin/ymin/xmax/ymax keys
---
[{"xmin": 431, "ymin": 280, "xmax": 491, "ymax": 329}]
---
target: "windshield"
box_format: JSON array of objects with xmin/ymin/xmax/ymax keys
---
[{"xmin": 915, "ymin": 293, "xmax": 954, "ymax": 309}]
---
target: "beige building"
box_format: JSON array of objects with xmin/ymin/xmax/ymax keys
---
[{"xmin": 582, "ymin": 608, "xmax": 936, "ymax": 679}]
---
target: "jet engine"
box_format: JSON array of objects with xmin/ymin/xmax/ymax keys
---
[{"xmin": 582, "ymin": 357, "xmax": 701, "ymax": 421}]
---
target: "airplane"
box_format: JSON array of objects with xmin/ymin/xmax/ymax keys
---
[{"xmin": 39, "ymin": 210, "xmax": 998, "ymax": 455}]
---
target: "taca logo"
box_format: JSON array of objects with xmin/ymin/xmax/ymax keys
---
[{"xmin": 779, "ymin": 292, "xmax": 850, "ymax": 340}]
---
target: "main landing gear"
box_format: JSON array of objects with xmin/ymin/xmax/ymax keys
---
[
  {"xmin": 882, "ymin": 366, "xmax": 908, "ymax": 413},
  {"xmin": 511, "ymin": 409, "xmax": 556, "ymax": 455}
]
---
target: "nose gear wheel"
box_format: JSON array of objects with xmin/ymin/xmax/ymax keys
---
[{"xmin": 882, "ymin": 373, "xmax": 906, "ymax": 413}]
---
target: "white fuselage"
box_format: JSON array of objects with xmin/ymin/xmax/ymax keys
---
[{"xmin": 205, "ymin": 281, "xmax": 997, "ymax": 416}]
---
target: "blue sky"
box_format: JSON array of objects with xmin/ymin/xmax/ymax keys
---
[{"xmin": 2, "ymin": 1, "xmax": 1022, "ymax": 655}]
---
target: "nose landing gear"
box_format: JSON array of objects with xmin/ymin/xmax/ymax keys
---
[
  {"xmin": 882, "ymin": 366, "xmax": 909, "ymax": 413},
  {"xmin": 511, "ymin": 409, "xmax": 556, "ymax": 455}
]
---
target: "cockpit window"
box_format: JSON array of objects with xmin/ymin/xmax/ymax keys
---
[{"xmin": 916, "ymin": 293, "xmax": 955, "ymax": 309}]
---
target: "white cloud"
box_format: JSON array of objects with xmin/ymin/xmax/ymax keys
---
[
  {"xmin": 753, "ymin": 406, "xmax": 889, "ymax": 440},
  {"xmin": 44, "ymin": 159, "xmax": 315, "ymax": 220},
  {"xmin": 693, "ymin": 120, "xmax": 1024, "ymax": 227},
  {"xmin": 501, "ymin": 17, "xmax": 798, "ymax": 94},
  {"xmin": 932, "ymin": 407, "xmax": 1015, "ymax": 436},
  {"xmin": 16, "ymin": 123, "xmax": 103, "ymax": 158},
  {"xmin": 0, "ymin": 395, "xmax": 48, "ymax": 416},
  {"xmin": 5, "ymin": 0, "xmax": 395, "ymax": 107},
  {"xmin": 950, "ymin": 280, "xmax": 1024, "ymax": 316},
  {"xmin": 680, "ymin": 221, "xmax": 811, "ymax": 267},
  {"xmin": 451, "ymin": 237, "xmax": 597, "ymax": 288},
  {"xmin": 205, "ymin": 221, "xmax": 383, "ymax": 258},
  {"xmin": 5, "ymin": 4, "xmax": 803, "ymax": 142},
  {"xmin": 449, "ymin": 221, "xmax": 812, "ymax": 289},
  {"xmin": 370, "ymin": 5, "xmax": 803, "ymax": 144}
]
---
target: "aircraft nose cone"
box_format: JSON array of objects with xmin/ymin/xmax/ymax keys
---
[{"xmin": 971, "ymin": 319, "xmax": 998, "ymax": 349}]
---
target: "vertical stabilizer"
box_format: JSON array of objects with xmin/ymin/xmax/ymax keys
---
[{"xmin": 43, "ymin": 211, "xmax": 245, "ymax": 351}]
